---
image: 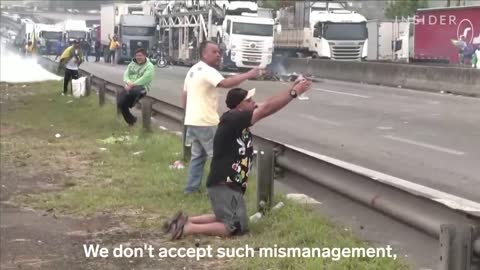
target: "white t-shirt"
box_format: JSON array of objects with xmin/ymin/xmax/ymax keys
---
[
  {"xmin": 184, "ymin": 61, "xmax": 225, "ymax": 126},
  {"xmin": 65, "ymin": 50, "xmax": 80, "ymax": 70}
]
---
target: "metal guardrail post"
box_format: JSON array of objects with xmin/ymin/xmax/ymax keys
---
[
  {"xmin": 85, "ymin": 75, "xmax": 91, "ymax": 97},
  {"xmin": 439, "ymin": 224, "xmax": 475, "ymax": 270},
  {"xmin": 99, "ymin": 80, "xmax": 106, "ymax": 106},
  {"xmin": 141, "ymin": 97, "xmax": 153, "ymax": 132},
  {"xmin": 116, "ymin": 88, "xmax": 122, "ymax": 116},
  {"xmin": 256, "ymin": 140, "xmax": 275, "ymax": 212}
]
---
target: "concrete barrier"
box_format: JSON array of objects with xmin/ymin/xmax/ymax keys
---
[{"xmin": 280, "ymin": 58, "xmax": 480, "ymax": 97}]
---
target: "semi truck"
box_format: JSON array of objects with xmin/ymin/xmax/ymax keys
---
[
  {"xmin": 395, "ymin": 5, "xmax": 480, "ymax": 64},
  {"xmin": 274, "ymin": 1, "xmax": 368, "ymax": 61},
  {"xmin": 35, "ymin": 23, "xmax": 63, "ymax": 55},
  {"xmin": 55, "ymin": 20, "xmax": 89, "ymax": 44},
  {"xmin": 156, "ymin": 0, "xmax": 275, "ymax": 69},
  {"xmin": 101, "ymin": 3, "xmax": 157, "ymax": 64}
]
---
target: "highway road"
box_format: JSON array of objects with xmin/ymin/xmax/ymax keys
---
[{"xmin": 79, "ymin": 60, "xmax": 480, "ymax": 203}]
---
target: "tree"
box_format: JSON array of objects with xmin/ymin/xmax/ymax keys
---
[{"xmin": 384, "ymin": 0, "xmax": 429, "ymax": 19}]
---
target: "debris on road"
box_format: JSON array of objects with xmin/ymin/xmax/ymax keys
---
[
  {"xmin": 99, "ymin": 135, "xmax": 137, "ymax": 145},
  {"xmin": 169, "ymin": 160, "xmax": 185, "ymax": 170}
]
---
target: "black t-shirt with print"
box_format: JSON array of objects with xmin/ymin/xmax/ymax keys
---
[{"xmin": 207, "ymin": 110, "xmax": 254, "ymax": 193}]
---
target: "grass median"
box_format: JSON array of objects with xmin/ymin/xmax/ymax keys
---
[{"xmin": 1, "ymin": 81, "xmax": 408, "ymax": 270}]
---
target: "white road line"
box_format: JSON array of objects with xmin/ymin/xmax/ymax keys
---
[
  {"xmin": 298, "ymin": 114, "xmax": 342, "ymax": 126},
  {"xmin": 383, "ymin": 135, "xmax": 465, "ymax": 156},
  {"xmin": 314, "ymin": 88, "xmax": 370, "ymax": 99}
]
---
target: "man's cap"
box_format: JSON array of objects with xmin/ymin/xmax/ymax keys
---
[{"xmin": 226, "ymin": 88, "xmax": 255, "ymax": 109}]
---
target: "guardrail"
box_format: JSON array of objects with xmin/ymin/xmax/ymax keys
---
[{"xmin": 38, "ymin": 56, "xmax": 480, "ymax": 270}]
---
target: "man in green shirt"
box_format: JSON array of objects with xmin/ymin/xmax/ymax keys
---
[{"xmin": 119, "ymin": 48, "xmax": 154, "ymax": 125}]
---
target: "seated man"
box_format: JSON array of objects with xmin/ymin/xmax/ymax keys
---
[
  {"xmin": 118, "ymin": 48, "xmax": 154, "ymax": 126},
  {"xmin": 165, "ymin": 78, "xmax": 312, "ymax": 240}
]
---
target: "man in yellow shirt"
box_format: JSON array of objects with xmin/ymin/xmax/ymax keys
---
[
  {"xmin": 108, "ymin": 34, "xmax": 120, "ymax": 65},
  {"xmin": 182, "ymin": 41, "xmax": 264, "ymax": 194}
]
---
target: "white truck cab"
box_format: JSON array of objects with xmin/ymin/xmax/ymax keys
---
[
  {"xmin": 220, "ymin": 14, "xmax": 275, "ymax": 69},
  {"xmin": 310, "ymin": 10, "xmax": 368, "ymax": 60}
]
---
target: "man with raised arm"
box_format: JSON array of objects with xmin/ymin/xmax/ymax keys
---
[{"xmin": 168, "ymin": 78, "xmax": 312, "ymax": 239}]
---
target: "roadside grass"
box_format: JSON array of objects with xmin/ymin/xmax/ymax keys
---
[{"xmin": 1, "ymin": 81, "xmax": 409, "ymax": 270}]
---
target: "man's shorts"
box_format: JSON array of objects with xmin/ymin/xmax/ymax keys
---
[{"xmin": 207, "ymin": 185, "xmax": 248, "ymax": 235}]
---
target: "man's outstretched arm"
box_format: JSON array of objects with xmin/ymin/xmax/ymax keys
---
[
  {"xmin": 217, "ymin": 68, "xmax": 264, "ymax": 88},
  {"xmin": 251, "ymin": 80, "xmax": 311, "ymax": 125}
]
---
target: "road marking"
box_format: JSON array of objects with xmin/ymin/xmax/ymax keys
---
[
  {"xmin": 298, "ymin": 114, "xmax": 342, "ymax": 126},
  {"xmin": 383, "ymin": 135, "xmax": 465, "ymax": 156},
  {"xmin": 377, "ymin": 126, "xmax": 393, "ymax": 130},
  {"xmin": 314, "ymin": 88, "xmax": 370, "ymax": 98}
]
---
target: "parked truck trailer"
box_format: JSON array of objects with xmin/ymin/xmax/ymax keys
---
[
  {"xmin": 156, "ymin": 0, "xmax": 275, "ymax": 69},
  {"xmin": 414, "ymin": 5, "xmax": 480, "ymax": 64},
  {"xmin": 274, "ymin": 1, "xmax": 368, "ymax": 61}
]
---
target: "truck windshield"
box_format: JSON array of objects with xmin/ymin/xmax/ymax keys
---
[
  {"xmin": 123, "ymin": 26, "xmax": 155, "ymax": 36},
  {"xmin": 68, "ymin": 31, "xmax": 86, "ymax": 40},
  {"xmin": 323, "ymin": 22, "xmax": 367, "ymax": 40},
  {"xmin": 232, "ymin": 22, "xmax": 273, "ymax": 37},
  {"xmin": 42, "ymin": 31, "xmax": 62, "ymax": 40}
]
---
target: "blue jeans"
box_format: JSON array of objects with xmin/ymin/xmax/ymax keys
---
[{"xmin": 185, "ymin": 126, "xmax": 216, "ymax": 193}]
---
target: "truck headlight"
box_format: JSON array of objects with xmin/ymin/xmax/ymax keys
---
[{"xmin": 122, "ymin": 43, "xmax": 127, "ymax": 48}]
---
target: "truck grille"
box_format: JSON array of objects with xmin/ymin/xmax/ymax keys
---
[
  {"xmin": 129, "ymin": 40, "xmax": 150, "ymax": 56},
  {"xmin": 240, "ymin": 39, "xmax": 264, "ymax": 65},
  {"xmin": 331, "ymin": 45, "xmax": 362, "ymax": 61}
]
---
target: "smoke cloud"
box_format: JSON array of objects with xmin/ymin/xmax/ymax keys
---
[{"xmin": 1, "ymin": 39, "xmax": 62, "ymax": 83}]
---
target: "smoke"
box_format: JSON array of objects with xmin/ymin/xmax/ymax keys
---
[
  {"xmin": 269, "ymin": 54, "xmax": 288, "ymax": 75},
  {"xmin": 0, "ymin": 39, "xmax": 62, "ymax": 83}
]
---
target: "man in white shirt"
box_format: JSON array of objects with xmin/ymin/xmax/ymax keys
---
[{"xmin": 182, "ymin": 41, "xmax": 263, "ymax": 194}]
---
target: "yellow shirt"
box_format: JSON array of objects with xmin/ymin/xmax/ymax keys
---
[
  {"xmin": 109, "ymin": 40, "xmax": 119, "ymax": 50},
  {"xmin": 184, "ymin": 61, "xmax": 225, "ymax": 126}
]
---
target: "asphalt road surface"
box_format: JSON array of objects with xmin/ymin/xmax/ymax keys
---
[{"xmin": 80, "ymin": 60, "xmax": 480, "ymax": 203}]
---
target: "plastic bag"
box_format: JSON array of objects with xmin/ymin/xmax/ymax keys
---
[{"xmin": 72, "ymin": 77, "xmax": 86, "ymax": 97}]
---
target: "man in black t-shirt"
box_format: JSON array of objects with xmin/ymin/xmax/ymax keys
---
[{"xmin": 166, "ymin": 79, "xmax": 312, "ymax": 240}]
